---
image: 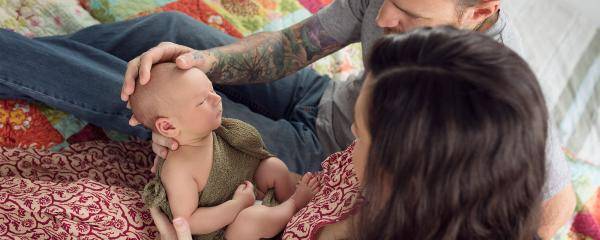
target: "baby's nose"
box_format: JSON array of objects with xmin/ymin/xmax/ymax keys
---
[{"xmin": 212, "ymin": 93, "xmax": 222, "ymax": 105}]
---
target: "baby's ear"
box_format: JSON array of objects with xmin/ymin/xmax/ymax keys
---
[{"xmin": 155, "ymin": 118, "xmax": 179, "ymax": 138}]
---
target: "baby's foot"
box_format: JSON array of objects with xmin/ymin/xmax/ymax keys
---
[{"xmin": 289, "ymin": 172, "xmax": 320, "ymax": 211}]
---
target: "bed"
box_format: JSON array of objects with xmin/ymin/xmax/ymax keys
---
[{"xmin": 0, "ymin": 0, "xmax": 598, "ymax": 239}]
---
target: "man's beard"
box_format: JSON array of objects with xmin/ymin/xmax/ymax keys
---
[
  {"xmin": 383, "ymin": 28, "xmax": 404, "ymax": 35},
  {"xmin": 382, "ymin": 20, "xmax": 462, "ymax": 35}
]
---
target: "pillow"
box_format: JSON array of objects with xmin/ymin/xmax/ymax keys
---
[{"xmin": 503, "ymin": 0, "xmax": 599, "ymax": 166}]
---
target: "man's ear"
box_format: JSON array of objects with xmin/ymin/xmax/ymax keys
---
[
  {"xmin": 155, "ymin": 117, "xmax": 179, "ymax": 138},
  {"xmin": 459, "ymin": 0, "xmax": 499, "ymax": 29}
]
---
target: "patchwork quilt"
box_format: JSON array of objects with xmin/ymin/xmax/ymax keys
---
[{"xmin": 0, "ymin": 0, "xmax": 598, "ymax": 239}]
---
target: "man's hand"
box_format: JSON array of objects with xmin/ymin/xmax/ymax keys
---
[
  {"xmin": 121, "ymin": 42, "xmax": 216, "ymax": 125},
  {"xmin": 121, "ymin": 42, "xmax": 214, "ymax": 102},
  {"xmin": 150, "ymin": 132, "xmax": 180, "ymax": 173},
  {"xmin": 122, "ymin": 15, "xmax": 343, "ymax": 125},
  {"xmin": 149, "ymin": 207, "xmax": 193, "ymax": 240},
  {"xmin": 232, "ymin": 181, "xmax": 256, "ymax": 209}
]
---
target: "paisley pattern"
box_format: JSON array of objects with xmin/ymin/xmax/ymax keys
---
[
  {"xmin": 0, "ymin": 141, "xmax": 157, "ymax": 239},
  {"xmin": 283, "ymin": 142, "xmax": 364, "ymax": 240},
  {"xmin": 0, "ymin": 1, "xmax": 598, "ymax": 239}
]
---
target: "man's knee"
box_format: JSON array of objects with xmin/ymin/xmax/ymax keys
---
[
  {"xmin": 151, "ymin": 11, "xmax": 190, "ymax": 22},
  {"xmin": 164, "ymin": 11, "xmax": 218, "ymax": 30},
  {"xmin": 142, "ymin": 11, "xmax": 205, "ymax": 32}
]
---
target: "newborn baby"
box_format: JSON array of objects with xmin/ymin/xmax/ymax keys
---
[{"xmin": 130, "ymin": 63, "xmax": 318, "ymax": 240}]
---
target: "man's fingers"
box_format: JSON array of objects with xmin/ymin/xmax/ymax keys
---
[
  {"xmin": 175, "ymin": 51, "xmax": 201, "ymax": 69},
  {"xmin": 152, "ymin": 132, "xmax": 179, "ymax": 150},
  {"xmin": 173, "ymin": 218, "xmax": 193, "ymax": 240},
  {"xmin": 137, "ymin": 50, "xmax": 161, "ymax": 85},
  {"xmin": 152, "ymin": 132, "xmax": 172, "ymax": 148},
  {"xmin": 122, "ymin": 42, "xmax": 196, "ymax": 101},
  {"xmin": 151, "ymin": 155, "xmax": 160, "ymax": 174},
  {"xmin": 139, "ymin": 42, "xmax": 195, "ymax": 84},
  {"xmin": 175, "ymin": 50, "xmax": 217, "ymax": 73},
  {"xmin": 129, "ymin": 116, "xmax": 140, "ymax": 126},
  {"xmin": 152, "ymin": 142, "xmax": 168, "ymax": 159},
  {"xmin": 122, "ymin": 57, "xmax": 141, "ymax": 101}
]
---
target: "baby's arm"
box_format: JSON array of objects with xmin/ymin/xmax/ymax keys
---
[{"xmin": 161, "ymin": 158, "xmax": 251, "ymax": 235}]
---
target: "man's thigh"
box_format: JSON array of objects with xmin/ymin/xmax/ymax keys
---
[
  {"xmin": 220, "ymin": 92, "xmax": 325, "ymax": 174},
  {"xmin": 42, "ymin": 11, "xmax": 238, "ymax": 62},
  {"xmin": 0, "ymin": 28, "xmax": 148, "ymax": 138},
  {"xmin": 216, "ymin": 67, "xmax": 330, "ymax": 126}
]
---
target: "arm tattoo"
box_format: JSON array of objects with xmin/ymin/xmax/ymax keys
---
[{"xmin": 205, "ymin": 16, "xmax": 344, "ymax": 85}]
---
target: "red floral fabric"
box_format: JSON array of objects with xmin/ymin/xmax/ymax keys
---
[
  {"xmin": 283, "ymin": 142, "xmax": 364, "ymax": 240},
  {"xmin": 0, "ymin": 100, "xmax": 63, "ymax": 149},
  {"xmin": 0, "ymin": 141, "xmax": 157, "ymax": 239}
]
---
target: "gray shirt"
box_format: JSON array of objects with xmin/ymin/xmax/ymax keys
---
[{"xmin": 314, "ymin": 0, "xmax": 570, "ymax": 200}]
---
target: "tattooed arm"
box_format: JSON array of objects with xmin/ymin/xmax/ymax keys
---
[
  {"xmin": 198, "ymin": 15, "xmax": 345, "ymax": 85},
  {"xmin": 122, "ymin": 15, "xmax": 345, "ymax": 100},
  {"xmin": 120, "ymin": 15, "xmax": 346, "ymax": 156}
]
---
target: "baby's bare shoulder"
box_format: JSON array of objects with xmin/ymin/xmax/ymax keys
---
[
  {"xmin": 161, "ymin": 148, "xmax": 211, "ymax": 191},
  {"xmin": 163, "ymin": 148, "xmax": 211, "ymax": 172},
  {"xmin": 161, "ymin": 150, "xmax": 193, "ymax": 174}
]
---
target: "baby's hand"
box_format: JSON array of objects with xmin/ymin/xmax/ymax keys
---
[{"xmin": 232, "ymin": 181, "xmax": 255, "ymax": 209}]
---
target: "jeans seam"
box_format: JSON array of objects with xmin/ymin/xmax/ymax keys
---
[{"xmin": 0, "ymin": 77, "xmax": 130, "ymax": 119}]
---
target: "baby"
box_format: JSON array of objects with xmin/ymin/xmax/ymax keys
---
[{"xmin": 130, "ymin": 63, "xmax": 319, "ymax": 240}]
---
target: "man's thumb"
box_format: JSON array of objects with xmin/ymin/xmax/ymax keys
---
[{"xmin": 175, "ymin": 53, "xmax": 196, "ymax": 69}]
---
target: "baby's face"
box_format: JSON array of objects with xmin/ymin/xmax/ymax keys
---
[{"xmin": 166, "ymin": 68, "xmax": 223, "ymax": 136}]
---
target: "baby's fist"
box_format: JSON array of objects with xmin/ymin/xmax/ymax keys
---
[{"xmin": 232, "ymin": 181, "xmax": 255, "ymax": 208}]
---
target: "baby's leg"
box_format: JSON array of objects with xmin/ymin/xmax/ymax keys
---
[
  {"xmin": 254, "ymin": 157, "xmax": 295, "ymax": 202},
  {"xmin": 225, "ymin": 174, "xmax": 320, "ymax": 240}
]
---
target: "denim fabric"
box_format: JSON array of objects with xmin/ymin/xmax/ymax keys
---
[{"xmin": 0, "ymin": 12, "xmax": 330, "ymax": 173}]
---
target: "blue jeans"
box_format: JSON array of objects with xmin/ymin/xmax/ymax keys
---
[{"xmin": 0, "ymin": 11, "xmax": 330, "ymax": 173}]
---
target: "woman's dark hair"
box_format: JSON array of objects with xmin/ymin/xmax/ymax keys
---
[{"xmin": 355, "ymin": 26, "xmax": 548, "ymax": 240}]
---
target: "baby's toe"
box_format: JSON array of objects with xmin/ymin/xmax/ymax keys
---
[{"xmin": 301, "ymin": 172, "xmax": 313, "ymax": 184}]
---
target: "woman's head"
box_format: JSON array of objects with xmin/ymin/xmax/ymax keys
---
[{"xmin": 352, "ymin": 26, "xmax": 548, "ymax": 239}]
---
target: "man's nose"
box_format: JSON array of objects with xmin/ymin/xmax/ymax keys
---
[{"xmin": 376, "ymin": 12, "xmax": 397, "ymax": 28}]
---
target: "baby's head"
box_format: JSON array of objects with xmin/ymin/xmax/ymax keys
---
[{"xmin": 129, "ymin": 63, "xmax": 223, "ymax": 139}]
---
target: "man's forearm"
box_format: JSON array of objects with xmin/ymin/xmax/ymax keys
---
[
  {"xmin": 202, "ymin": 16, "xmax": 343, "ymax": 85},
  {"xmin": 538, "ymin": 184, "xmax": 576, "ymax": 239}
]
